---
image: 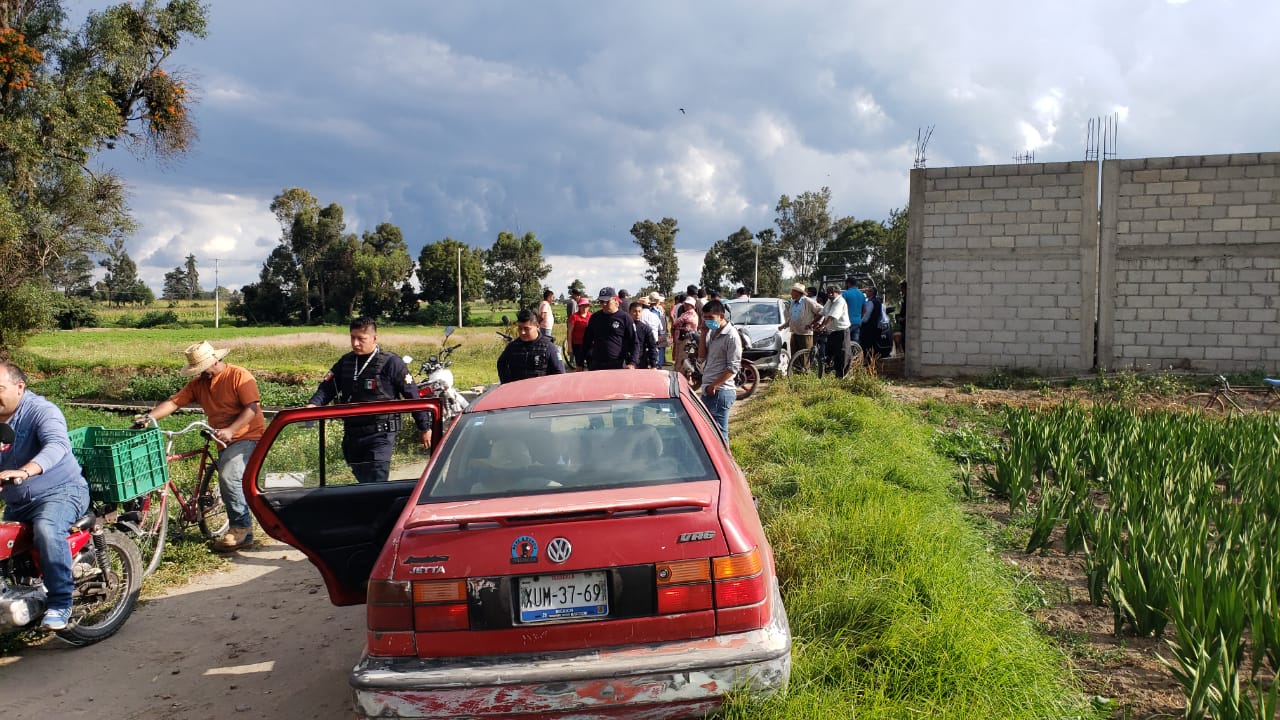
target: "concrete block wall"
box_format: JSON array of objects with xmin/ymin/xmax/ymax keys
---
[
  {"xmin": 906, "ymin": 162, "xmax": 1097, "ymax": 376},
  {"xmin": 1099, "ymin": 153, "xmax": 1280, "ymax": 371}
]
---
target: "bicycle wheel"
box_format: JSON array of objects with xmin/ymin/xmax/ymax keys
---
[
  {"xmin": 847, "ymin": 341, "xmax": 863, "ymax": 369},
  {"xmin": 195, "ymin": 464, "xmax": 229, "ymax": 540},
  {"xmin": 790, "ymin": 348, "xmax": 814, "ymax": 375},
  {"xmin": 736, "ymin": 361, "xmax": 759, "ymax": 400},
  {"xmin": 1181, "ymin": 392, "xmax": 1223, "ymax": 412},
  {"xmin": 121, "ymin": 489, "xmax": 168, "ymax": 577}
]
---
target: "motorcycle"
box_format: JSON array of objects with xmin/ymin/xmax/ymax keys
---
[
  {"xmin": 404, "ymin": 325, "xmax": 469, "ymax": 426},
  {"xmin": 0, "ymin": 423, "xmax": 143, "ymax": 646}
]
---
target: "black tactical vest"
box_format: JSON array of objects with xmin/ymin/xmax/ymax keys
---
[
  {"xmin": 498, "ymin": 337, "xmax": 553, "ymax": 381},
  {"xmin": 336, "ymin": 350, "xmax": 400, "ymax": 433}
]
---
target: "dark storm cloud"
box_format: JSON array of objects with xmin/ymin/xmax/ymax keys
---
[{"xmin": 81, "ymin": 0, "xmax": 1280, "ymax": 293}]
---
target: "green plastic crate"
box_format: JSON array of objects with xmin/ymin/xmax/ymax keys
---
[{"xmin": 69, "ymin": 426, "xmax": 170, "ymax": 502}]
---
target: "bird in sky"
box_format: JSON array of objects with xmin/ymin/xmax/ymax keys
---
[{"xmin": 679, "ymin": 108, "xmax": 685, "ymax": 114}]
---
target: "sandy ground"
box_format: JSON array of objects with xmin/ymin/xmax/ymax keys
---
[{"xmin": 0, "ymin": 540, "xmax": 364, "ymax": 719}]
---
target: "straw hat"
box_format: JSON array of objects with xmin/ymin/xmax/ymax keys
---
[
  {"xmin": 790, "ymin": 282, "xmax": 807, "ymax": 294},
  {"xmin": 181, "ymin": 341, "xmax": 230, "ymax": 376}
]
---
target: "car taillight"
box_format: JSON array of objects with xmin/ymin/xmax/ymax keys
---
[
  {"xmin": 655, "ymin": 558, "xmax": 712, "ymax": 614},
  {"xmin": 368, "ymin": 580, "xmax": 413, "ymax": 631},
  {"xmin": 367, "ymin": 579, "xmax": 470, "ymax": 633},
  {"xmin": 412, "ymin": 579, "xmax": 469, "ymax": 631},
  {"xmin": 712, "ymin": 548, "xmax": 767, "ymax": 608}
]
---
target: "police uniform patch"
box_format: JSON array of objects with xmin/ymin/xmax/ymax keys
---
[
  {"xmin": 404, "ymin": 373, "xmax": 413, "ymax": 384},
  {"xmin": 322, "ymin": 371, "xmax": 333, "ymax": 382}
]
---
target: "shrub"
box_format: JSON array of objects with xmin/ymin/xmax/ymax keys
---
[
  {"xmin": 54, "ymin": 297, "xmax": 99, "ymax": 330},
  {"xmin": 416, "ymin": 302, "xmax": 471, "ymax": 327},
  {"xmin": 134, "ymin": 310, "xmax": 179, "ymax": 328}
]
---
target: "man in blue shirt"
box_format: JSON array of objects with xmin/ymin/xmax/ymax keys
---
[
  {"xmin": 0, "ymin": 362, "xmax": 91, "ymax": 630},
  {"xmin": 841, "ymin": 276, "xmax": 866, "ymax": 350}
]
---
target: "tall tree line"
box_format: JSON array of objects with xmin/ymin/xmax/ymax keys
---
[{"xmin": 0, "ymin": 0, "xmax": 208, "ymax": 350}]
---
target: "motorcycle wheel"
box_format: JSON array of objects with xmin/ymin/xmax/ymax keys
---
[
  {"xmin": 735, "ymin": 361, "xmax": 759, "ymax": 400},
  {"xmin": 57, "ymin": 529, "xmax": 142, "ymax": 646}
]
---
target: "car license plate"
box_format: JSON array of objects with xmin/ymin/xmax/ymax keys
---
[{"xmin": 517, "ymin": 571, "xmax": 609, "ymax": 623}]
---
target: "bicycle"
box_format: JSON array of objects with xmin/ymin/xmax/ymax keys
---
[
  {"xmin": 1182, "ymin": 375, "xmax": 1280, "ymax": 414},
  {"xmin": 791, "ymin": 330, "xmax": 858, "ymax": 378},
  {"xmin": 120, "ymin": 419, "xmax": 230, "ymax": 576}
]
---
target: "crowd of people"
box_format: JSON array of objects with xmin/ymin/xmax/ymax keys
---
[
  {"xmin": 778, "ymin": 276, "xmax": 907, "ymax": 376},
  {"xmin": 496, "ymin": 284, "xmax": 744, "ymax": 441}
]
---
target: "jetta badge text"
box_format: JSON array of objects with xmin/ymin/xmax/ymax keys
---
[
  {"xmin": 546, "ymin": 537, "xmax": 573, "ymax": 564},
  {"xmin": 510, "ymin": 535, "xmax": 539, "ymax": 564},
  {"xmin": 678, "ymin": 531, "xmax": 716, "ymax": 543}
]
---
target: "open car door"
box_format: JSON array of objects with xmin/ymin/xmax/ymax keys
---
[{"xmin": 243, "ymin": 398, "xmax": 444, "ymax": 605}]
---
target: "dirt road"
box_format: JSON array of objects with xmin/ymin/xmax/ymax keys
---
[{"xmin": 0, "ymin": 541, "xmax": 364, "ymax": 719}]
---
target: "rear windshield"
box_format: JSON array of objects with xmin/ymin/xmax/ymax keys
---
[
  {"xmin": 726, "ymin": 301, "xmax": 780, "ymax": 325},
  {"xmin": 419, "ymin": 399, "xmax": 716, "ymax": 501}
]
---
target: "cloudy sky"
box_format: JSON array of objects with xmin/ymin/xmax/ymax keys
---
[{"xmin": 76, "ymin": 0, "xmax": 1278, "ymax": 297}]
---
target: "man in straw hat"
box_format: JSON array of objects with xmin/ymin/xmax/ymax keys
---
[
  {"xmin": 780, "ymin": 282, "xmax": 822, "ymax": 372},
  {"xmin": 134, "ymin": 341, "xmax": 264, "ymax": 551}
]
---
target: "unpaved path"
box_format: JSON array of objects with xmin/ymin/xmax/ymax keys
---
[{"xmin": 0, "ymin": 540, "xmax": 363, "ymax": 719}]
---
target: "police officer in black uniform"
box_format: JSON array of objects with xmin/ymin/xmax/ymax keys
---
[
  {"xmin": 496, "ymin": 309, "xmax": 566, "ymax": 383},
  {"xmin": 307, "ymin": 317, "xmax": 431, "ymax": 483}
]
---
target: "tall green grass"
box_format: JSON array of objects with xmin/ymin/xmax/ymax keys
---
[{"xmin": 722, "ymin": 378, "xmax": 1091, "ymax": 719}]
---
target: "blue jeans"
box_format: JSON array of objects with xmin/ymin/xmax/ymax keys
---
[
  {"xmin": 216, "ymin": 439, "xmax": 257, "ymax": 529},
  {"xmin": 702, "ymin": 386, "xmax": 735, "ymax": 443},
  {"xmin": 3, "ymin": 482, "xmax": 90, "ymax": 611}
]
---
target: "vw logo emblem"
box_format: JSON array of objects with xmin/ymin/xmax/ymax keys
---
[{"xmin": 546, "ymin": 537, "xmax": 572, "ymax": 564}]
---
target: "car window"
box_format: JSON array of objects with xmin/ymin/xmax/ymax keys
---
[
  {"xmin": 254, "ymin": 416, "xmax": 430, "ymax": 491},
  {"xmin": 419, "ymin": 399, "xmax": 716, "ymax": 500},
  {"xmin": 726, "ymin": 301, "xmax": 780, "ymax": 326}
]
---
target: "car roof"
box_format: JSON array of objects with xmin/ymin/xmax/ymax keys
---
[
  {"xmin": 469, "ymin": 369, "xmax": 679, "ymax": 412},
  {"xmin": 727, "ymin": 297, "xmax": 784, "ymax": 303}
]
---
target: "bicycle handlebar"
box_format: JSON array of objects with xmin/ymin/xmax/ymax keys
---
[{"xmin": 143, "ymin": 419, "xmax": 227, "ymax": 451}]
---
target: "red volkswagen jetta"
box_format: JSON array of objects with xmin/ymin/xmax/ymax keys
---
[{"xmin": 244, "ymin": 369, "xmax": 790, "ymax": 719}]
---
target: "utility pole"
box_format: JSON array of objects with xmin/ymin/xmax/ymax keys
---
[
  {"xmin": 753, "ymin": 242, "xmax": 759, "ymax": 295},
  {"xmin": 213, "ymin": 258, "xmax": 220, "ymax": 329},
  {"xmin": 456, "ymin": 247, "xmax": 463, "ymax": 327}
]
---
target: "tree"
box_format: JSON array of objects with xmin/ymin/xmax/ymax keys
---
[
  {"xmin": 268, "ymin": 187, "xmax": 321, "ymax": 323},
  {"xmin": 774, "ymin": 187, "xmax": 834, "ymax": 283},
  {"xmin": 46, "ymin": 251, "xmax": 96, "ymax": 297},
  {"xmin": 352, "ymin": 222, "xmax": 413, "ymax": 318},
  {"xmin": 162, "ymin": 265, "xmax": 188, "ymax": 300},
  {"xmin": 484, "ymin": 231, "xmax": 551, "ymax": 310},
  {"xmin": 417, "ymin": 237, "xmax": 484, "ymax": 304},
  {"xmin": 0, "ymin": 0, "xmax": 208, "ymax": 350},
  {"xmin": 183, "ymin": 253, "xmax": 200, "ymax": 300},
  {"xmin": 699, "ymin": 242, "xmax": 729, "ymax": 295},
  {"xmin": 816, "ymin": 217, "xmax": 884, "ymax": 283},
  {"xmin": 630, "ymin": 218, "xmax": 680, "ymax": 296},
  {"xmin": 567, "ymin": 278, "xmax": 586, "ymax": 298},
  {"xmin": 753, "ymin": 228, "xmax": 786, "ymax": 297},
  {"xmin": 231, "ymin": 245, "xmax": 301, "ymax": 324},
  {"xmin": 98, "ymin": 237, "xmax": 149, "ymax": 305}
]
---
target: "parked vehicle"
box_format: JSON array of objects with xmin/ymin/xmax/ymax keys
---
[
  {"xmin": 725, "ymin": 298, "xmax": 790, "ymax": 375},
  {"xmin": 404, "ymin": 325, "xmax": 469, "ymax": 426},
  {"xmin": 243, "ymin": 371, "xmax": 791, "ymax": 719},
  {"xmin": 0, "ymin": 425, "xmax": 143, "ymax": 646}
]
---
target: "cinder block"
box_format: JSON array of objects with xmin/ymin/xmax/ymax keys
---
[
  {"xmin": 1244, "ymin": 191, "xmax": 1273, "ymax": 204},
  {"xmin": 1212, "ymin": 218, "xmax": 1242, "ymax": 231},
  {"xmin": 945, "ymin": 167, "xmax": 972, "ymax": 178},
  {"xmin": 994, "ymin": 187, "xmax": 1020, "ymax": 200},
  {"xmin": 1132, "ymin": 170, "xmax": 1162, "ymax": 183},
  {"xmin": 1186, "ymin": 193, "xmax": 1214, "ymax": 206},
  {"xmin": 1228, "ymin": 178, "xmax": 1261, "ymax": 192},
  {"xmin": 1172, "ymin": 181, "xmax": 1200, "ymax": 193},
  {"xmin": 1217, "ymin": 166, "xmax": 1246, "ymax": 179},
  {"xmin": 1158, "ymin": 194, "xmax": 1187, "ymax": 207},
  {"xmin": 1143, "ymin": 207, "xmax": 1172, "ymax": 221},
  {"xmin": 958, "ymin": 176, "xmax": 983, "ymax": 189},
  {"xmin": 982, "ymin": 175, "xmax": 1008, "ymax": 188},
  {"xmin": 1228, "ymin": 205, "xmax": 1258, "ymax": 218},
  {"xmin": 1148, "ymin": 182, "xmax": 1173, "ymax": 194},
  {"xmin": 1172, "ymin": 207, "xmax": 1199, "ymax": 220},
  {"xmin": 1156, "ymin": 219, "xmax": 1185, "ymax": 232},
  {"xmin": 1200, "ymin": 179, "xmax": 1230, "ymax": 192},
  {"xmin": 1228, "ymin": 153, "xmax": 1262, "ymax": 165},
  {"xmin": 1242, "ymin": 218, "xmax": 1272, "ymax": 231}
]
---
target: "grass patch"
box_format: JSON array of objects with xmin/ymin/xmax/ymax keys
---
[{"xmin": 720, "ymin": 378, "xmax": 1093, "ymax": 719}]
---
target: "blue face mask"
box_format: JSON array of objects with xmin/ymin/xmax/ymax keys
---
[{"xmin": 704, "ymin": 318, "xmax": 721, "ymax": 331}]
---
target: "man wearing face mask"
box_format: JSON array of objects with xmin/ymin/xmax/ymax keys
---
[{"xmin": 698, "ymin": 300, "xmax": 741, "ymax": 443}]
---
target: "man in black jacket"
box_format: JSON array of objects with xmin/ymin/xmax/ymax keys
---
[
  {"xmin": 307, "ymin": 317, "xmax": 431, "ymax": 483},
  {"xmin": 582, "ymin": 287, "xmax": 639, "ymax": 370},
  {"xmin": 497, "ymin": 309, "xmax": 566, "ymax": 382}
]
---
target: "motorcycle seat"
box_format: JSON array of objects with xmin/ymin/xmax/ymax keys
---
[{"xmin": 69, "ymin": 513, "xmax": 96, "ymax": 532}]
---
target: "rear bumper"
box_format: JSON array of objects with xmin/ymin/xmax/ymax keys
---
[{"xmin": 350, "ymin": 587, "xmax": 791, "ymax": 719}]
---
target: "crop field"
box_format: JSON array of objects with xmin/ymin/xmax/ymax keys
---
[{"xmin": 941, "ymin": 404, "xmax": 1280, "ymax": 719}]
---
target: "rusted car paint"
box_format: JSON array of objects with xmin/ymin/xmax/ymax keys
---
[{"xmin": 351, "ymin": 590, "xmax": 790, "ymax": 719}]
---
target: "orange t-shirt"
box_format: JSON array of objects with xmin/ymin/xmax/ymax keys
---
[{"xmin": 169, "ymin": 364, "xmax": 265, "ymax": 442}]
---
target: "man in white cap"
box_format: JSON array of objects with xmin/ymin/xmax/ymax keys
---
[
  {"xmin": 135, "ymin": 341, "xmax": 264, "ymax": 551},
  {"xmin": 645, "ymin": 291, "xmax": 669, "ymax": 368},
  {"xmin": 780, "ymin": 282, "xmax": 823, "ymax": 372}
]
